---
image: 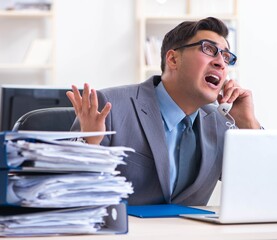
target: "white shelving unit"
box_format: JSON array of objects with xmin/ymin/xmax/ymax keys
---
[
  {"xmin": 0, "ymin": 1, "xmax": 55, "ymax": 85},
  {"xmin": 136, "ymin": 0, "xmax": 239, "ymax": 82}
]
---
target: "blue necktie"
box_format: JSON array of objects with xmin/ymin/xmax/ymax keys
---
[{"xmin": 172, "ymin": 116, "xmax": 197, "ymax": 198}]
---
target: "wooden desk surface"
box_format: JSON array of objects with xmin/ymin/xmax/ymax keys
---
[{"xmin": 5, "ymin": 207, "xmax": 277, "ymax": 240}]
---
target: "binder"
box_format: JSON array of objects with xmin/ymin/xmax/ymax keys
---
[
  {"xmin": 0, "ymin": 202, "xmax": 128, "ymax": 235},
  {"xmin": 0, "ymin": 133, "xmax": 8, "ymax": 169},
  {"xmin": 0, "ymin": 170, "xmax": 8, "ymax": 205},
  {"xmin": 0, "ymin": 131, "xmax": 129, "ymax": 235}
]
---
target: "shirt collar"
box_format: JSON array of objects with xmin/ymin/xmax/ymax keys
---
[{"xmin": 155, "ymin": 81, "xmax": 198, "ymax": 131}]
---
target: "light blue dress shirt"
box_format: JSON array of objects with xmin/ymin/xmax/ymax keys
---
[{"xmin": 155, "ymin": 81, "xmax": 198, "ymax": 194}]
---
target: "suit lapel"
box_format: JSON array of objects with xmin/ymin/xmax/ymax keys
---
[
  {"xmin": 131, "ymin": 78, "xmax": 171, "ymax": 202},
  {"xmin": 197, "ymin": 109, "xmax": 219, "ymax": 181}
]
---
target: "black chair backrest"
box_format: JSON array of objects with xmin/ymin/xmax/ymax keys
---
[{"xmin": 12, "ymin": 107, "xmax": 76, "ymax": 131}]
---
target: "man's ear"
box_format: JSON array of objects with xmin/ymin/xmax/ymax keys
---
[{"xmin": 165, "ymin": 49, "xmax": 178, "ymax": 70}]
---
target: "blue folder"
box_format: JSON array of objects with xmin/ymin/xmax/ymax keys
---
[{"xmin": 127, "ymin": 204, "xmax": 215, "ymax": 218}]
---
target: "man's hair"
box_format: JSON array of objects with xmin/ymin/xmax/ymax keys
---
[{"xmin": 160, "ymin": 17, "xmax": 229, "ymax": 73}]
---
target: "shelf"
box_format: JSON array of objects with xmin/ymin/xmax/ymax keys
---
[
  {"xmin": 0, "ymin": 10, "xmax": 53, "ymax": 18},
  {"xmin": 0, "ymin": 64, "xmax": 53, "ymax": 70},
  {"xmin": 137, "ymin": 0, "xmax": 239, "ymax": 82},
  {"xmin": 145, "ymin": 14, "xmax": 238, "ymax": 24},
  {"xmin": 0, "ymin": 0, "xmax": 55, "ymax": 85}
]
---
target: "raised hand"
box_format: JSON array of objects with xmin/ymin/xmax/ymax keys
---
[{"xmin": 66, "ymin": 83, "xmax": 112, "ymax": 144}]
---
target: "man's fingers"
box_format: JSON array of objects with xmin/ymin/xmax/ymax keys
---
[
  {"xmin": 227, "ymin": 87, "xmax": 240, "ymax": 103},
  {"xmin": 71, "ymin": 85, "xmax": 83, "ymax": 111},
  {"xmin": 67, "ymin": 84, "xmax": 111, "ymax": 126},
  {"xmin": 66, "ymin": 85, "xmax": 83, "ymax": 114},
  {"xmin": 222, "ymin": 79, "xmax": 241, "ymax": 103},
  {"xmin": 99, "ymin": 102, "xmax": 112, "ymax": 120},
  {"xmin": 90, "ymin": 88, "xmax": 99, "ymax": 113},
  {"xmin": 66, "ymin": 91, "xmax": 76, "ymax": 109},
  {"xmin": 82, "ymin": 83, "xmax": 91, "ymax": 112}
]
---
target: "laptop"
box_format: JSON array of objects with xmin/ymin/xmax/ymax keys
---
[{"xmin": 181, "ymin": 129, "xmax": 277, "ymax": 224}]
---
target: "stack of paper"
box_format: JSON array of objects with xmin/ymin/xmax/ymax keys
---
[
  {"xmin": 0, "ymin": 206, "xmax": 107, "ymax": 237},
  {"xmin": 7, "ymin": 137, "xmax": 132, "ymax": 173},
  {"xmin": 7, "ymin": 172, "xmax": 133, "ymax": 208},
  {"xmin": 0, "ymin": 131, "xmax": 134, "ymax": 236}
]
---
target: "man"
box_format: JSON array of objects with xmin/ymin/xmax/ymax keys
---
[{"xmin": 66, "ymin": 17, "xmax": 261, "ymax": 206}]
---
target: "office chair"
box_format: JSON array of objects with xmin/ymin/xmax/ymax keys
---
[{"xmin": 12, "ymin": 107, "xmax": 76, "ymax": 131}]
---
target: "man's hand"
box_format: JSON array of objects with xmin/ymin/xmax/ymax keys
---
[
  {"xmin": 66, "ymin": 83, "xmax": 112, "ymax": 144},
  {"xmin": 217, "ymin": 79, "xmax": 261, "ymax": 129}
]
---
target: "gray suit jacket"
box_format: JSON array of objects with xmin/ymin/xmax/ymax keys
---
[{"xmin": 72, "ymin": 76, "xmax": 230, "ymax": 206}]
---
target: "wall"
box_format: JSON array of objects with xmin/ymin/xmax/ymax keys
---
[
  {"xmin": 55, "ymin": 0, "xmax": 137, "ymax": 90},
  {"xmin": 238, "ymin": 0, "xmax": 276, "ymax": 129}
]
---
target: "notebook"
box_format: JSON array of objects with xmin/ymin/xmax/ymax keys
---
[{"xmin": 181, "ymin": 129, "xmax": 277, "ymax": 224}]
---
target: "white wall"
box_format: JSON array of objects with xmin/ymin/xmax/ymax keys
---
[
  {"xmin": 238, "ymin": 0, "xmax": 277, "ymax": 129},
  {"xmin": 55, "ymin": 0, "xmax": 137, "ymax": 90}
]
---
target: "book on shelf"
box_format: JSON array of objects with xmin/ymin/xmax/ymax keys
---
[
  {"xmin": 5, "ymin": 0, "xmax": 52, "ymax": 11},
  {"xmin": 145, "ymin": 36, "xmax": 162, "ymax": 67},
  {"xmin": 227, "ymin": 25, "xmax": 237, "ymax": 55}
]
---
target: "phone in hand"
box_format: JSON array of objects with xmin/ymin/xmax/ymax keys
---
[{"xmin": 217, "ymin": 75, "xmax": 233, "ymax": 116}]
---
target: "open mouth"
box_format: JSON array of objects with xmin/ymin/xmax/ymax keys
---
[{"xmin": 205, "ymin": 74, "xmax": 220, "ymax": 86}]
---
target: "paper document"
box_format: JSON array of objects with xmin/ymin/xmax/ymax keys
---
[
  {"xmin": 4, "ymin": 132, "xmax": 134, "ymax": 207},
  {"xmin": 7, "ymin": 172, "xmax": 133, "ymax": 208},
  {"xmin": 0, "ymin": 206, "xmax": 107, "ymax": 237},
  {"xmin": 6, "ymin": 131, "xmax": 116, "ymax": 141},
  {"xmin": 7, "ymin": 137, "xmax": 134, "ymax": 172}
]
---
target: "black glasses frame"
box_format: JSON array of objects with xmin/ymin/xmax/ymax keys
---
[{"xmin": 173, "ymin": 40, "xmax": 237, "ymax": 66}]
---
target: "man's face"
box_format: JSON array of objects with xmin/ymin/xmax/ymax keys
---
[{"xmin": 173, "ymin": 30, "xmax": 230, "ymax": 107}]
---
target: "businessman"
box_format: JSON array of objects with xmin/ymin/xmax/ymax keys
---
[{"xmin": 67, "ymin": 17, "xmax": 261, "ymax": 206}]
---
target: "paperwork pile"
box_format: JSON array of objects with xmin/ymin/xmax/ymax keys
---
[
  {"xmin": 0, "ymin": 131, "xmax": 134, "ymax": 237},
  {"xmin": 0, "ymin": 206, "xmax": 107, "ymax": 236}
]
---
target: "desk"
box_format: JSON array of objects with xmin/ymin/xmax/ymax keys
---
[{"xmin": 4, "ymin": 207, "xmax": 277, "ymax": 240}]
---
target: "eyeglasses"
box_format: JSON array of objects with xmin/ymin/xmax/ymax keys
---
[{"xmin": 174, "ymin": 40, "xmax": 237, "ymax": 66}]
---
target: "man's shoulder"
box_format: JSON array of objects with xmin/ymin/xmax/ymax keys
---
[
  {"xmin": 98, "ymin": 76, "xmax": 158, "ymax": 98},
  {"xmin": 99, "ymin": 83, "xmax": 139, "ymax": 94}
]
